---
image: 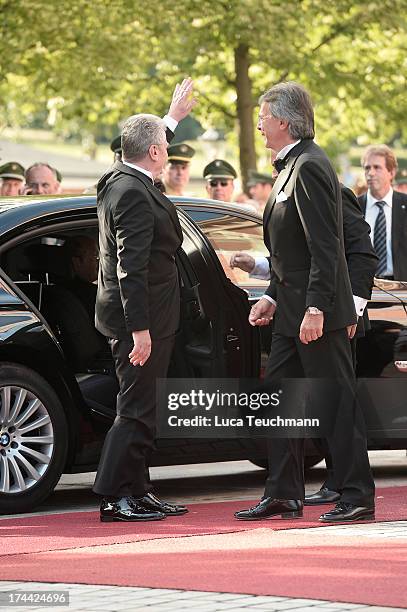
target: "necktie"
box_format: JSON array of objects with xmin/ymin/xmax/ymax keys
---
[
  {"xmin": 273, "ymin": 157, "xmax": 287, "ymax": 173},
  {"xmin": 373, "ymin": 201, "xmax": 387, "ymax": 276}
]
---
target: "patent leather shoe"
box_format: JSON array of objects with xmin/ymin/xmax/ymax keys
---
[
  {"xmin": 304, "ymin": 486, "xmax": 340, "ymax": 506},
  {"xmin": 234, "ymin": 497, "xmax": 303, "ymax": 521},
  {"xmin": 138, "ymin": 492, "xmax": 188, "ymax": 516},
  {"xmin": 100, "ymin": 496, "xmax": 166, "ymax": 522},
  {"xmin": 319, "ymin": 502, "xmax": 375, "ymax": 523}
]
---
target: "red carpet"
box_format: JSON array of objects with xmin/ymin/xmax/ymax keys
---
[
  {"xmin": 1, "ymin": 544, "xmax": 406, "ymax": 608},
  {"xmin": 1, "ymin": 486, "xmax": 405, "ymax": 556},
  {"xmin": 2, "ymin": 487, "xmax": 406, "ymax": 608}
]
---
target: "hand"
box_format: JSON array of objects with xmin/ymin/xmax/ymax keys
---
[
  {"xmin": 129, "ymin": 330, "xmax": 151, "ymax": 366},
  {"xmin": 249, "ymin": 297, "xmax": 276, "ymax": 327},
  {"xmin": 230, "ymin": 252, "xmax": 255, "ymax": 273},
  {"xmin": 347, "ymin": 323, "xmax": 357, "ymax": 339},
  {"xmin": 299, "ymin": 312, "xmax": 324, "ymax": 345},
  {"xmin": 167, "ymin": 77, "xmax": 197, "ymax": 122}
]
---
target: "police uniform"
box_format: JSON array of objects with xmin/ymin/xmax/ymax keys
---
[
  {"xmin": 164, "ymin": 142, "xmax": 195, "ymax": 196},
  {"xmin": 247, "ymin": 170, "xmax": 274, "ymax": 188},
  {"xmin": 0, "ymin": 162, "xmax": 25, "ymax": 196},
  {"xmin": 203, "ymin": 159, "xmax": 237, "ymax": 181}
]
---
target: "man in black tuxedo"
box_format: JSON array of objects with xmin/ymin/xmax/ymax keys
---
[
  {"xmin": 235, "ymin": 82, "xmax": 375, "ymax": 523},
  {"xmin": 231, "ymin": 185, "xmax": 378, "ymax": 506},
  {"xmin": 93, "ymin": 79, "xmax": 197, "ymax": 522},
  {"xmin": 359, "ymin": 144, "xmax": 407, "ymax": 281}
]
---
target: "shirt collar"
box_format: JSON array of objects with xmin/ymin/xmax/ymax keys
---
[
  {"xmin": 275, "ymin": 140, "xmax": 301, "ymax": 160},
  {"xmin": 122, "ymin": 160, "xmax": 153, "ymax": 181},
  {"xmin": 366, "ymin": 187, "xmax": 393, "ymax": 210}
]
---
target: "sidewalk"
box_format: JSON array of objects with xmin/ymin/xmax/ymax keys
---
[{"xmin": 0, "ymin": 581, "xmax": 403, "ymax": 612}]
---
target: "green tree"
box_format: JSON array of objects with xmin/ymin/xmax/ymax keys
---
[{"xmin": 1, "ymin": 0, "xmax": 406, "ymax": 185}]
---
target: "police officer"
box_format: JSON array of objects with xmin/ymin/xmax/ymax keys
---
[
  {"xmin": 0, "ymin": 162, "xmax": 25, "ymax": 196},
  {"xmin": 163, "ymin": 142, "xmax": 195, "ymax": 196},
  {"xmin": 203, "ymin": 159, "xmax": 237, "ymax": 202},
  {"xmin": 247, "ymin": 170, "xmax": 275, "ymax": 213}
]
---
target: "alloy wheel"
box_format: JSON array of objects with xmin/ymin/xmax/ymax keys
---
[{"xmin": 0, "ymin": 386, "xmax": 54, "ymax": 494}]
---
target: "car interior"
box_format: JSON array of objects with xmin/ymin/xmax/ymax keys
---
[
  {"xmin": 0, "ymin": 227, "xmax": 225, "ymax": 423},
  {"xmin": 1, "ymin": 229, "xmax": 121, "ymax": 418}
]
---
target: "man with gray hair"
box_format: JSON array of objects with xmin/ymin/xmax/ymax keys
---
[
  {"xmin": 93, "ymin": 79, "xmax": 197, "ymax": 522},
  {"xmin": 25, "ymin": 163, "xmax": 62, "ymax": 195},
  {"xmin": 235, "ymin": 82, "xmax": 375, "ymax": 524}
]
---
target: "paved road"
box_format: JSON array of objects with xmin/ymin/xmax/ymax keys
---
[{"xmin": 11, "ymin": 449, "xmax": 407, "ymax": 518}]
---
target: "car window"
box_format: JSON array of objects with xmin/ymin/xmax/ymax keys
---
[{"xmin": 190, "ymin": 211, "xmax": 269, "ymax": 290}]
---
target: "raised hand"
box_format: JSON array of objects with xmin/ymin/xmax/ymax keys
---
[{"xmin": 167, "ymin": 77, "xmax": 197, "ymax": 122}]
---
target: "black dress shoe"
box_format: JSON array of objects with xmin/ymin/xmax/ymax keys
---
[
  {"xmin": 319, "ymin": 502, "xmax": 375, "ymax": 523},
  {"xmin": 304, "ymin": 486, "xmax": 341, "ymax": 506},
  {"xmin": 100, "ymin": 496, "xmax": 166, "ymax": 522},
  {"xmin": 234, "ymin": 497, "xmax": 303, "ymax": 521},
  {"xmin": 137, "ymin": 492, "xmax": 188, "ymax": 516}
]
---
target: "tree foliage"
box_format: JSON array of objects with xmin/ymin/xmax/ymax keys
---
[{"xmin": 0, "ymin": 0, "xmax": 406, "ymax": 180}]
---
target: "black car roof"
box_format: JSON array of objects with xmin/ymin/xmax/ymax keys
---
[{"xmin": 0, "ymin": 195, "xmax": 260, "ymax": 238}]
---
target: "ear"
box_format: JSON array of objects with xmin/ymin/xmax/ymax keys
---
[
  {"xmin": 149, "ymin": 144, "xmax": 159, "ymax": 161},
  {"xmin": 279, "ymin": 119, "xmax": 289, "ymax": 131}
]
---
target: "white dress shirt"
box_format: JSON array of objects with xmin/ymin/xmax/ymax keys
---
[
  {"xmin": 122, "ymin": 160, "xmax": 153, "ymax": 181},
  {"xmin": 365, "ymin": 188, "xmax": 393, "ymax": 277},
  {"xmin": 262, "ymin": 140, "xmax": 300, "ymax": 308}
]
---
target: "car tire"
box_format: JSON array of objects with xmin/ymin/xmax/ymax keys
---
[{"xmin": 0, "ymin": 364, "xmax": 68, "ymax": 514}]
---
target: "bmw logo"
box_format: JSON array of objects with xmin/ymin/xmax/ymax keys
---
[{"xmin": 0, "ymin": 432, "xmax": 10, "ymax": 447}]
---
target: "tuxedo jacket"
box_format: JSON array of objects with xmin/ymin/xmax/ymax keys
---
[
  {"xmin": 358, "ymin": 190, "xmax": 407, "ymax": 281},
  {"xmin": 264, "ymin": 139, "xmax": 357, "ymax": 336},
  {"xmin": 95, "ymin": 161, "xmax": 183, "ymax": 340}
]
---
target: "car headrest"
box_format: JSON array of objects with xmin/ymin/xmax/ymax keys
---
[{"xmin": 23, "ymin": 243, "xmax": 72, "ymax": 282}]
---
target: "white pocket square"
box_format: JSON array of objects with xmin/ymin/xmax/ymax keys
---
[{"xmin": 276, "ymin": 191, "xmax": 288, "ymax": 203}]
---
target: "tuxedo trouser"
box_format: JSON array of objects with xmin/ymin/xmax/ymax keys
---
[
  {"xmin": 264, "ymin": 330, "xmax": 375, "ymax": 507},
  {"xmin": 93, "ymin": 334, "xmax": 174, "ymax": 498},
  {"xmin": 312, "ymin": 336, "xmax": 357, "ymax": 491}
]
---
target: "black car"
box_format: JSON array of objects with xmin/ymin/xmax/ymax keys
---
[{"xmin": 0, "ymin": 195, "xmax": 406, "ymax": 514}]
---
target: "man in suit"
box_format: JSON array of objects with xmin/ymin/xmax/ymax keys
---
[
  {"xmin": 93, "ymin": 79, "xmax": 197, "ymax": 522},
  {"xmin": 235, "ymin": 82, "xmax": 375, "ymax": 523},
  {"xmin": 359, "ymin": 144, "xmax": 407, "ymax": 281},
  {"xmin": 231, "ymin": 185, "xmax": 378, "ymax": 505}
]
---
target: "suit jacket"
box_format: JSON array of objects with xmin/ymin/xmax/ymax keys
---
[
  {"xmin": 342, "ymin": 186, "xmax": 378, "ymax": 336},
  {"xmin": 263, "ymin": 139, "xmax": 357, "ymax": 336},
  {"xmin": 358, "ymin": 190, "xmax": 407, "ymax": 281},
  {"xmin": 95, "ymin": 161, "xmax": 183, "ymax": 340}
]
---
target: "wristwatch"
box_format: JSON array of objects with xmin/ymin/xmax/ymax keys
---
[{"xmin": 306, "ymin": 307, "xmax": 323, "ymax": 315}]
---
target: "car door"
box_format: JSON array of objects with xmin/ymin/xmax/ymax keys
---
[{"xmin": 176, "ymin": 208, "xmax": 260, "ymax": 379}]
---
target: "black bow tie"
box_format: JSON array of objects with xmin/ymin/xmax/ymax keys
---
[{"xmin": 273, "ymin": 157, "xmax": 287, "ymax": 173}]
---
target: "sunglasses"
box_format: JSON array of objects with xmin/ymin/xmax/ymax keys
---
[{"xmin": 209, "ymin": 179, "xmax": 230, "ymax": 187}]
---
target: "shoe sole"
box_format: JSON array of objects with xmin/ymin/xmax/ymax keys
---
[
  {"xmin": 319, "ymin": 513, "xmax": 375, "ymax": 523},
  {"xmin": 100, "ymin": 515, "xmax": 166, "ymax": 522},
  {"xmin": 164, "ymin": 509, "xmax": 189, "ymax": 516},
  {"xmin": 235, "ymin": 511, "xmax": 303, "ymax": 521}
]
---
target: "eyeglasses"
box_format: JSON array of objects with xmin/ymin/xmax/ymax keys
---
[
  {"xmin": 209, "ymin": 179, "xmax": 230, "ymax": 187},
  {"xmin": 258, "ymin": 114, "xmax": 272, "ymax": 123}
]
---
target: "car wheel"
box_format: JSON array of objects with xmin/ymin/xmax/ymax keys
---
[{"xmin": 0, "ymin": 364, "xmax": 68, "ymax": 514}]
